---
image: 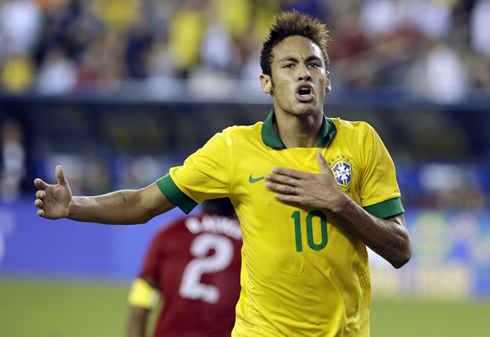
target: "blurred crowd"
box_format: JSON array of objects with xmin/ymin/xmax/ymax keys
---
[
  {"xmin": 0, "ymin": 0, "xmax": 489, "ymax": 208},
  {"xmin": 0, "ymin": 0, "xmax": 489, "ymax": 103}
]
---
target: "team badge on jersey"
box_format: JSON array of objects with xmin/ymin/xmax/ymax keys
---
[{"xmin": 331, "ymin": 160, "xmax": 352, "ymax": 188}]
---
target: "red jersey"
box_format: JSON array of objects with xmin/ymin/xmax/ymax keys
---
[{"xmin": 139, "ymin": 213, "xmax": 242, "ymax": 337}]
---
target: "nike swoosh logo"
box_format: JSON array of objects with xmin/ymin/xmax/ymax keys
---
[{"xmin": 249, "ymin": 174, "xmax": 265, "ymax": 183}]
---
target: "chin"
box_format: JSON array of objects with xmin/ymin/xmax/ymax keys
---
[{"xmin": 294, "ymin": 104, "xmax": 321, "ymax": 116}]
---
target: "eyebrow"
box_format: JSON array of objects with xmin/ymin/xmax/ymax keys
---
[{"xmin": 279, "ymin": 55, "xmax": 322, "ymax": 63}]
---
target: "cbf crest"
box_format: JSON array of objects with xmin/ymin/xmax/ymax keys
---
[{"xmin": 331, "ymin": 159, "xmax": 352, "ymax": 188}]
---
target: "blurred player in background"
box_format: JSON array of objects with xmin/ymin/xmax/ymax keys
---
[
  {"xmin": 127, "ymin": 198, "xmax": 241, "ymax": 337},
  {"xmin": 34, "ymin": 11, "xmax": 411, "ymax": 337}
]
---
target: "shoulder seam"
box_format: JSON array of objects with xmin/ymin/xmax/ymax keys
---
[{"xmin": 224, "ymin": 130, "xmax": 235, "ymax": 196}]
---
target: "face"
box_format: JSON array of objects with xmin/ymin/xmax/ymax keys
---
[{"xmin": 260, "ymin": 35, "xmax": 331, "ymax": 118}]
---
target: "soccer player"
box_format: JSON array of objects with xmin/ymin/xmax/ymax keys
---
[
  {"xmin": 34, "ymin": 11, "xmax": 411, "ymax": 337},
  {"xmin": 127, "ymin": 198, "xmax": 242, "ymax": 337}
]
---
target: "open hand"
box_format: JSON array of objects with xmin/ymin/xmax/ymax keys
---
[
  {"xmin": 265, "ymin": 151, "xmax": 347, "ymax": 211},
  {"xmin": 34, "ymin": 165, "xmax": 72, "ymax": 219}
]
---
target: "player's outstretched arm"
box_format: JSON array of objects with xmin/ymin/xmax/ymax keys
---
[{"xmin": 34, "ymin": 165, "xmax": 176, "ymax": 224}]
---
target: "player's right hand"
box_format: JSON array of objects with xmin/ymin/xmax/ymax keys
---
[{"xmin": 34, "ymin": 165, "xmax": 72, "ymax": 219}]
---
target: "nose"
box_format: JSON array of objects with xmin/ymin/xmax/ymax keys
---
[{"xmin": 297, "ymin": 64, "xmax": 311, "ymax": 82}]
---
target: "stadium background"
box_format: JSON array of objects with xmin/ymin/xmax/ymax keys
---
[{"xmin": 0, "ymin": 0, "xmax": 490, "ymax": 336}]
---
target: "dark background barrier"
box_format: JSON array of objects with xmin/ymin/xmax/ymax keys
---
[{"xmin": 2, "ymin": 88, "xmax": 489, "ymax": 207}]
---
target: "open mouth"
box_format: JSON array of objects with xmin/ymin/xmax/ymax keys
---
[
  {"xmin": 298, "ymin": 87, "xmax": 311, "ymax": 96},
  {"xmin": 295, "ymin": 85, "xmax": 314, "ymax": 102}
]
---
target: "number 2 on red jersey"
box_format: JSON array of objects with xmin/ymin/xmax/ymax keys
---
[{"xmin": 179, "ymin": 233, "xmax": 234, "ymax": 303}]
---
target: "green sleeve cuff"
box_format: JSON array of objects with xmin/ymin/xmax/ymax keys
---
[
  {"xmin": 156, "ymin": 174, "xmax": 198, "ymax": 214},
  {"xmin": 363, "ymin": 198, "xmax": 405, "ymax": 219}
]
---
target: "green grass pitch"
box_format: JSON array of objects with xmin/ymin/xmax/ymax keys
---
[{"xmin": 1, "ymin": 277, "xmax": 489, "ymax": 336}]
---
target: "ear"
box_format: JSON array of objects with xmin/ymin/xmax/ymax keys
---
[
  {"xmin": 325, "ymin": 72, "xmax": 331, "ymax": 93},
  {"xmin": 260, "ymin": 74, "xmax": 273, "ymax": 94}
]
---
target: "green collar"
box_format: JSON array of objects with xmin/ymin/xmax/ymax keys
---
[{"xmin": 261, "ymin": 108, "xmax": 337, "ymax": 148}]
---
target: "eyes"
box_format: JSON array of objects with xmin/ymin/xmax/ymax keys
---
[{"xmin": 283, "ymin": 62, "xmax": 321, "ymax": 69}]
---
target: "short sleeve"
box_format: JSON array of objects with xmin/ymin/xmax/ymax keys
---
[
  {"xmin": 157, "ymin": 131, "xmax": 232, "ymax": 213},
  {"xmin": 359, "ymin": 123, "xmax": 404, "ymax": 218}
]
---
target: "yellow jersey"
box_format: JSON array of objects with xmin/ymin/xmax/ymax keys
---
[{"xmin": 156, "ymin": 109, "xmax": 404, "ymax": 336}]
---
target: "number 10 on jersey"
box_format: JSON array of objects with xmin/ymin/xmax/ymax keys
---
[{"xmin": 291, "ymin": 210, "xmax": 328, "ymax": 252}]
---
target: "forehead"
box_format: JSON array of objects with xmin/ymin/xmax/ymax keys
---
[{"xmin": 272, "ymin": 35, "xmax": 323, "ymax": 62}]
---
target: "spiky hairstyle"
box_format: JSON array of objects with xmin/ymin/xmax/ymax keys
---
[{"xmin": 260, "ymin": 10, "xmax": 331, "ymax": 76}]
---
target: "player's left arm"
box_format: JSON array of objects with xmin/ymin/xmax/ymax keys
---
[
  {"xmin": 127, "ymin": 277, "xmax": 160, "ymax": 337},
  {"xmin": 127, "ymin": 306, "xmax": 150, "ymax": 337},
  {"xmin": 265, "ymin": 150, "xmax": 411, "ymax": 269}
]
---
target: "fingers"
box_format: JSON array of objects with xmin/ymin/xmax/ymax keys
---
[
  {"xmin": 35, "ymin": 190, "xmax": 46, "ymax": 199},
  {"xmin": 265, "ymin": 167, "xmax": 306, "ymax": 194},
  {"xmin": 34, "ymin": 196, "xmax": 45, "ymax": 217},
  {"xmin": 35, "ymin": 166, "xmax": 66, "ymax": 219},
  {"xmin": 266, "ymin": 181, "xmax": 298, "ymax": 195},
  {"xmin": 317, "ymin": 150, "xmax": 329, "ymax": 172},
  {"xmin": 34, "ymin": 178, "xmax": 48, "ymax": 190},
  {"xmin": 34, "ymin": 166, "xmax": 66, "ymax": 189},
  {"xmin": 266, "ymin": 181, "xmax": 301, "ymax": 204},
  {"xmin": 271, "ymin": 167, "xmax": 305, "ymax": 179},
  {"xmin": 56, "ymin": 165, "xmax": 67, "ymax": 186},
  {"xmin": 265, "ymin": 173, "xmax": 300, "ymax": 188},
  {"xmin": 273, "ymin": 193, "xmax": 298, "ymax": 203}
]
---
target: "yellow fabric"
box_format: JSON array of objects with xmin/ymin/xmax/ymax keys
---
[
  {"xmin": 216, "ymin": 0, "xmax": 251, "ymax": 38},
  {"xmin": 94, "ymin": 0, "xmax": 140, "ymax": 32},
  {"xmin": 1, "ymin": 55, "xmax": 35, "ymax": 93},
  {"xmin": 127, "ymin": 278, "xmax": 160, "ymax": 309},
  {"xmin": 253, "ymin": 1, "xmax": 281, "ymax": 39},
  {"xmin": 168, "ymin": 119, "xmax": 402, "ymax": 336},
  {"xmin": 169, "ymin": 10, "xmax": 206, "ymax": 70},
  {"xmin": 429, "ymin": 0, "xmax": 459, "ymax": 8}
]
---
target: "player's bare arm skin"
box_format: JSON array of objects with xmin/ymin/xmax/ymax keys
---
[
  {"xmin": 265, "ymin": 151, "xmax": 412, "ymax": 269},
  {"xmin": 34, "ymin": 165, "xmax": 175, "ymax": 224},
  {"xmin": 127, "ymin": 306, "xmax": 150, "ymax": 337}
]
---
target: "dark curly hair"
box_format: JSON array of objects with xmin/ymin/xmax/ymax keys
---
[{"xmin": 260, "ymin": 10, "xmax": 331, "ymax": 77}]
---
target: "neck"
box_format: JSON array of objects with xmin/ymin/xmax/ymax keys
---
[{"xmin": 273, "ymin": 111, "xmax": 323, "ymax": 148}]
